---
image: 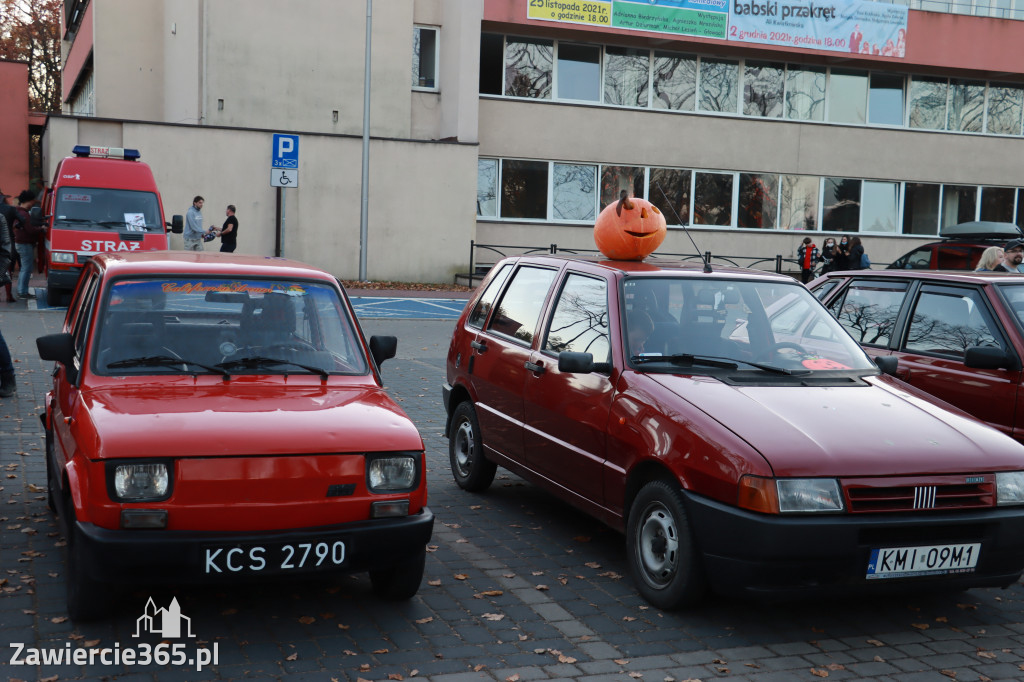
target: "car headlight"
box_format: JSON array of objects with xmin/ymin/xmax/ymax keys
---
[
  {"xmin": 51, "ymin": 251, "xmax": 76, "ymax": 264},
  {"xmin": 108, "ymin": 462, "xmax": 171, "ymax": 502},
  {"xmin": 996, "ymin": 471, "xmax": 1024, "ymax": 506},
  {"xmin": 738, "ymin": 475, "xmax": 844, "ymax": 514},
  {"xmin": 367, "ymin": 454, "xmax": 418, "ymax": 492}
]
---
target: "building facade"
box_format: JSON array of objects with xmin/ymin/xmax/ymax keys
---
[{"xmin": 49, "ymin": 0, "xmax": 1024, "ymax": 281}]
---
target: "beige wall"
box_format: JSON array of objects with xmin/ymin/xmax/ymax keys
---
[{"xmin": 43, "ymin": 116, "xmax": 478, "ymax": 282}]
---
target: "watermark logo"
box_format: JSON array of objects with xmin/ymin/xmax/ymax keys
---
[
  {"xmin": 134, "ymin": 596, "xmax": 195, "ymax": 638},
  {"xmin": 9, "ymin": 597, "xmax": 217, "ymax": 671}
]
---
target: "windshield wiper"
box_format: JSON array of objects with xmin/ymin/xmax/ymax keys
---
[
  {"xmin": 217, "ymin": 356, "xmax": 328, "ymax": 381},
  {"xmin": 631, "ymin": 353, "xmax": 808, "ymax": 376},
  {"xmin": 107, "ymin": 355, "xmax": 230, "ymax": 377}
]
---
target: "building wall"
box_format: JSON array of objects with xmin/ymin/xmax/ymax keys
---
[
  {"xmin": 0, "ymin": 61, "xmax": 31, "ymax": 197},
  {"xmin": 42, "ymin": 115, "xmax": 478, "ymax": 282}
]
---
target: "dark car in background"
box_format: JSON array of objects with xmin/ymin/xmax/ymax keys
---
[
  {"xmin": 888, "ymin": 221, "xmax": 1023, "ymax": 270},
  {"xmin": 810, "ymin": 269, "xmax": 1024, "ymax": 444}
]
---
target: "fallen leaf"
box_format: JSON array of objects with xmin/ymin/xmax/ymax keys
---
[
  {"xmin": 454, "ymin": 574, "xmax": 468, "ymax": 580},
  {"xmin": 286, "ymin": 653, "xmax": 298, "ymax": 661},
  {"xmin": 977, "ymin": 650, "xmax": 997, "ymax": 659},
  {"xmin": 475, "ymin": 590, "xmax": 503, "ymax": 598},
  {"xmin": 867, "ymin": 639, "xmax": 885, "ymax": 646},
  {"xmin": 558, "ymin": 654, "xmax": 577, "ymax": 663},
  {"xmin": 482, "ymin": 613, "xmax": 504, "ymax": 621},
  {"xmin": 811, "ymin": 669, "xmax": 828, "ymax": 678},
  {"xmin": 84, "ymin": 639, "xmax": 100, "ymax": 647},
  {"xmin": 40, "ymin": 676, "xmax": 58, "ymax": 682},
  {"xmin": 826, "ymin": 663, "xmax": 845, "ymax": 671},
  {"xmin": 623, "ymin": 616, "xmax": 636, "ymax": 622},
  {"xmin": 935, "ymin": 616, "xmax": 948, "ymax": 623},
  {"xmin": 940, "ymin": 670, "xmax": 956, "ymax": 679},
  {"xmin": 298, "ymin": 616, "xmax": 315, "ymax": 625},
  {"xmin": 388, "ymin": 675, "xmax": 403, "ymax": 680},
  {"xmin": 473, "ymin": 664, "xmax": 485, "ymax": 672},
  {"xmin": 629, "ymin": 673, "xmax": 643, "ymax": 679},
  {"xmin": 415, "ymin": 617, "xmax": 433, "ymax": 624},
  {"xmin": 506, "ymin": 676, "xmax": 520, "ymax": 682},
  {"xmin": 373, "ymin": 648, "xmax": 389, "ymax": 654},
  {"xmin": 585, "ymin": 562, "xmax": 601, "ymax": 569},
  {"xmin": 427, "ymin": 579, "xmax": 441, "ymax": 586},
  {"xmin": 51, "ymin": 616, "xmax": 67, "ymax": 623},
  {"xmin": 535, "ymin": 584, "xmax": 549, "ymax": 591},
  {"xmin": 874, "ymin": 656, "xmax": 885, "ymax": 663},
  {"xmin": 615, "ymin": 659, "xmax": 630, "ymax": 664}
]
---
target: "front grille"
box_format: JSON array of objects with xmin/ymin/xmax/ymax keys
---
[{"xmin": 843, "ymin": 475, "xmax": 994, "ymax": 513}]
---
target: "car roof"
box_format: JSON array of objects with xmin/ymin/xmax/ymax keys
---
[
  {"xmin": 90, "ymin": 251, "xmax": 337, "ymax": 282},
  {"xmin": 824, "ymin": 268, "xmax": 1024, "ymax": 284},
  {"xmin": 507, "ymin": 254, "xmax": 797, "ymax": 283}
]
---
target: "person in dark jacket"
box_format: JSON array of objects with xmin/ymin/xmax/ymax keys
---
[
  {"xmin": 0, "ymin": 217, "xmax": 15, "ymax": 396},
  {"xmin": 0, "ymin": 192, "xmax": 18, "ymax": 302},
  {"xmin": 834, "ymin": 235, "xmax": 851, "ymax": 270},
  {"xmin": 13, "ymin": 190, "xmax": 42, "ymax": 299},
  {"xmin": 849, "ymin": 236, "xmax": 868, "ymax": 269}
]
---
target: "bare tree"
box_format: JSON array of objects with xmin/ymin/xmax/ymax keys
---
[{"xmin": 0, "ymin": 0, "xmax": 62, "ymax": 112}]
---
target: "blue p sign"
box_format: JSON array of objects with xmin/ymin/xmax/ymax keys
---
[{"xmin": 272, "ymin": 134, "xmax": 299, "ymax": 169}]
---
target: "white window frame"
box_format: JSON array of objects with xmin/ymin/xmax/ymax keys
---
[{"xmin": 413, "ymin": 25, "xmax": 439, "ymax": 92}]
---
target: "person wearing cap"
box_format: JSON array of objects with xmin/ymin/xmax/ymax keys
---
[{"xmin": 996, "ymin": 239, "xmax": 1024, "ymax": 273}]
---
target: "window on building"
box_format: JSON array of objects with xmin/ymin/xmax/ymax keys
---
[
  {"xmin": 903, "ymin": 182, "xmax": 941, "ymax": 235},
  {"xmin": 861, "ymin": 181, "xmax": 900, "ymax": 232},
  {"xmin": 941, "ymin": 185, "xmax": 977, "ymax": 227},
  {"xmin": 412, "ymin": 26, "xmax": 439, "ymax": 89},
  {"xmin": 500, "ymin": 159, "xmax": 549, "ymax": 219},
  {"xmin": 779, "ymin": 175, "xmax": 819, "ymax": 230},
  {"xmin": 694, "ymin": 172, "xmax": 733, "ymax": 226},
  {"xmin": 828, "ymin": 69, "xmax": 868, "ymax": 124},
  {"xmin": 986, "ymin": 84, "xmax": 1023, "ymax": 135},
  {"xmin": 868, "ymin": 73, "xmax": 905, "ymax": 125},
  {"xmin": 822, "ymin": 178, "xmax": 861, "ymax": 232},
  {"xmin": 557, "ymin": 43, "xmax": 601, "ymax": 102},
  {"xmin": 738, "ymin": 173, "xmax": 779, "ymax": 228},
  {"xmin": 477, "ymin": 159, "xmax": 498, "ymax": 217},
  {"xmin": 553, "ymin": 163, "xmax": 597, "ymax": 221},
  {"xmin": 908, "ymin": 76, "xmax": 948, "ymax": 129},
  {"xmin": 1017, "ymin": 189, "xmax": 1024, "ymax": 229},
  {"xmin": 980, "ymin": 186, "xmax": 1016, "ymax": 222},
  {"xmin": 743, "ymin": 61, "xmax": 784, "ymax": 118},
  {"xmin": 948, "ymin": 79, "xmax": 985, "ymax": 132},
  {"xmin": 652, "ymin": 51, "xmax": 696, "ymax": 111},
  {"xmin": 649, "ymin": 167, "xmax": 691, "ymax": 226},
  {"xmin": 479, "ymin": 33, "xmax": 504, "ymax": 96},
  {"xmin": 600, "ymin": 166, "xmax": 645, "ymax": 211},
  {"xmin": 784, "ymin": 66, "xmax": 825, "ymax": 121},
  {"xmin": 505, "ymin": 37, "xmax": 552, "ymax": 99},
  {"xmin": 605, "ymin": 46, "xmax": 649, "ymax": 107},
  {"xmin": 699, "ymin": 58, "xmax": 738, "ymax": 113}
]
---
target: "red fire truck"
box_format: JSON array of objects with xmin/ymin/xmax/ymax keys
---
[{"xmin": 31, "ymin": 146, "xmax": 182, "ymax": 306}]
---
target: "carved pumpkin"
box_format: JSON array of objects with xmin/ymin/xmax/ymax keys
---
[{"xmin": 594, "ymin": 191, "xmax": 667, "ymax": 261}]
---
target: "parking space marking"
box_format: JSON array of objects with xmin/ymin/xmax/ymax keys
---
[{"xmin": 350, "ymin": 296, "xmax": 467, "ymax": 319}]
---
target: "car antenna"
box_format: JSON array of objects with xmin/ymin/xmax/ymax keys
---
[{"xmin": 654, "ymin": 181, "xmax": 711, "ymax": 273}]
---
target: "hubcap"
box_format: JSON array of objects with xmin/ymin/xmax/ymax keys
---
[
  {"xmin": 638, "ymin": 503, "xmax": 679, "ymax": 587},
  {"xmin": 454, "ymin": 420, "xmax": 475, "ymax": 477}
]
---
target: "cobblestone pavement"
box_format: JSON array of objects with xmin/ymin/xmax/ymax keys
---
[{"xmin": 2, "ymin": 309, "xmax": 1024, "ymax": 682}]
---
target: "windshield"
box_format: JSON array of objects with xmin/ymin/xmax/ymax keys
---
[
  {"xmin": 55, "ymin": 187, "xmax": 163, "ymax": 232},
  {"xmin": 92, "ymin": 277, "xmax": 369, "ymax": 376},
  {"xmin": 622, "ymin": 277, "xmax": 875, "ymax": 373}
]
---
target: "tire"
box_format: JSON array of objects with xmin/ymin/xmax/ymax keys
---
[
  {"xmin": 448, "ymin": 401, "xmax": 496, "ymax": 492},
  {"xmin": 626, "ymin": 480, "xmax": 705, "ymax": 610},
  {"xmin": 46, "ymin": 286, "xmax": 63, "ymax": 307},
  {"xmin": 369, "ymin": 546, "xmax": 426, "ymax": 600},
  {"xmin": 65, "ymin": 503, "xmax": 111, "ymax": 621},
  {"xmin": 45, "ymin": 429, "xmax": 56, "ymax": 512}
]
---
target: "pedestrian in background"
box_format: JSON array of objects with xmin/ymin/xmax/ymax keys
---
[
  {"xmin": 183, "ymin": 196, "xmax": 215, "ymax": 251},
  {"xmin": 0, "ymin": 192, "xmax": 16, "ymax": 302},
  {"xmin": 0, "ymin": 212, "xmax": 13, "ymax": 395},
  {"xmin": 975, "ymin": 246, "xmax": 1005, "ymax": 272},
  {"xmin": 14, "ymin": 190, "xmax": 42, "ymax": 299},
  {"xmin": 220, "ymin": 204, "xmax": 238, "ymax": 253},
  {"xmin": 849, "ymin": 236, "xmax": 869, "ymax": 269},
  {"xmin": 996, "ymin": 239, "xmax": 1024, "ymax": 272},
  {"xmin": 0, "ymin": 211, "xmax": 12, "ymax": 304},
  {"xmin": 819, "ymin": 237, "xmax": 837, "ymax": 274},
  {"xmin": 797, "ymin": 236, "xmax": 819, "ymax": 283},
  {"xmin": 834, "ymin": 236, "xmax": 851, "ymax": 270}
]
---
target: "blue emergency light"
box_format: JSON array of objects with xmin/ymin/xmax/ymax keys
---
[{"xmin": 72, "ymin": 145, "xmax": 141, "ymax": 160}]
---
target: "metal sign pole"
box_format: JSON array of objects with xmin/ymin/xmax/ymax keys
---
[{"xmin": 358, "ymin": 0, "xmax": 372, "ymax": 281}]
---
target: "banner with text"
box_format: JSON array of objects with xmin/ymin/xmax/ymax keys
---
[
  {"xmin": 528, "ymin": 0, "xmax": 729, "ymax": 40},
  {"xmin": 728, "ymin": 0, "xmax": 908, "ymax": 55}
]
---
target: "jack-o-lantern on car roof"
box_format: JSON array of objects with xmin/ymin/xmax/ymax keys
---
[{"xmin": 594, "ymin": 190, "xmax": 667, "ymax": 261}]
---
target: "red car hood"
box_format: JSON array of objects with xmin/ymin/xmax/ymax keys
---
[
  {"xmin": 77, "ymin": 382, "xmax": 423, "ymax": 458},
  {"xmin": 647, "ymin": 373, "xmax": 1024, "ymax": 477}
]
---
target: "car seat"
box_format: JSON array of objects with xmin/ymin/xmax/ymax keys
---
[{"xmin": 241, "ymin": 294, "xmax": 297, "ymax": 348}]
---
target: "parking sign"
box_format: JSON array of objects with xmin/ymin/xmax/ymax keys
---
[{"xmin": 272, "ymin": 134, "xmax": 299, "ymax": 169}]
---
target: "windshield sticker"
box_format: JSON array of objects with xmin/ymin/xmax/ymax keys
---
[
  {"xmin": 157, "ymin": 281, "xmax": 308, "ymax": 296},
  {"xmin": 802, "ymin": 358, "xmax": 851, "ymax": 370},
  {"xmin": 124, "ymin": 213, "xmax": 146, "ymax": 231},
  {"xmin": 63, "ymin": 193, "xmax": 91, "ymax": 202}
]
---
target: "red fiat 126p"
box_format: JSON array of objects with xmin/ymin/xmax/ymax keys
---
[
  {"xmin": 38, "ymin": 252, "xmax": 433, "ymax": 620},
  {"xmin": 443, "ymin": 255, "xmax": 1024, "ymax": 609}
]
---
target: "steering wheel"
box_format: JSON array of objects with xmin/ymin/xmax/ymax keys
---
[{"xmin": 759, "ymin": 341, "xmax": 809, "ymax": 362}]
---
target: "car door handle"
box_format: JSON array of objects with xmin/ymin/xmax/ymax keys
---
[
  {"xmin": 470, "ymin": 340, "xmax": 487, "ymax": 352},
  {"xmin": 524, "ymin": 360, "xmax": 545, "ymax": 374}
]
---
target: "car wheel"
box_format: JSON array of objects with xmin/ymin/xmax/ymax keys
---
[
  {"xmin": 369, "ymin": 546, "xmax": 426, "ymax": 600},
  {"xmin": 626, "ymin": 480, "xmax": 705, "ymax": 610},
  {"xmin": 449, "ymin": 401, "xmax": 496, "ymax": 492},
  {"xmin": 65, "ymin": 502, "xmax": 110, "ymax": 621},
  {"xmin": 45, "ymin": 429, "xmax": 57, "ymax": 513}
]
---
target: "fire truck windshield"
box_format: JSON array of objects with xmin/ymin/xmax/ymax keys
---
[{"xmin": 54, "ymin": 187, "xmax": 162, "ymax": 232}]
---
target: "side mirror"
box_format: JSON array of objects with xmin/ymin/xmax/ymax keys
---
[
  {"xmin": 37, "ymin": 332, "xmax": 78, "ymax": 384},
  {"xmin": 369, "ymin": 335, "xmax": 397, "ymax": 367},
  {"xmin": 29, "ymin": 205, "xmax": 44, "ymax": 227},
  {"xmin": 873, "ymin": 355, "xmax": 898, "ymax": 376},
  {"xmin": 965, "ymin": 345, "xmax": 1020, "ymax": 371},
  {"xmin": 558, "ymin": 351, "xmax": 612, "ymax": 374},
  {"xmin": 169, "ymin": 215, "xmax": 184, "ymax": 234}
]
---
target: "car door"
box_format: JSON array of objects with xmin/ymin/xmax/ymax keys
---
[
  {"xmin": 893, "ymin": 283, "xmax": 1020, "ymax": 437},
  {"xmin": 523, "ymin": 271, "xmax": 613, "ymax": 505},
  {"xmin": 469, "ymin": 264, "xmax": 557, "ymax": 463}
]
